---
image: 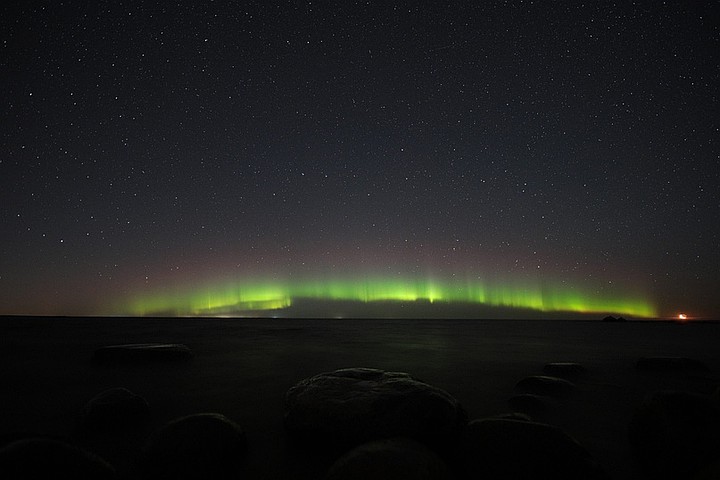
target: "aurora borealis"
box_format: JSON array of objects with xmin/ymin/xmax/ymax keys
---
[
  {"xmin": 1, "ymin": 2, "xmax": 718, "ymax": 319},
  {"xmin": 124, "ymin": 276, "xmax": 656, "ymax": 318}
]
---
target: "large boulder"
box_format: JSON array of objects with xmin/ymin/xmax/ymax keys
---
[
  {"xmin": 629, "ymin": 390, "xmax": 720, "ymax": 479},
  {"xmin": 82, "ymin": 387, "xmax": 149, "ymax": 430},
  {"xmin": 139, "ymin": 413, "xmax": 247, "ymax": 480},
  {"xmin": 325, "ymin": 437, "xmax": 451, "ymax": 480},
  {"xmin": 284, "ymin": 368, "xmax": 467, "ymax": 453},
  {"xmin": 0, "ymin": 438, "xmax": 116, "ymax": 479},
  {"xmin": 93, "ymin": 343, "xmax": 192, "ymax": 363},
  {"xmin": 461, "ymin": 418, "xmax": 608, "ymax": 479}
]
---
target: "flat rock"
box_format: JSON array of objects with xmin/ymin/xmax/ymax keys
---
[
  {"xmin": 636, "ymin": 356, "xmax": 708, "ymax": 371},
  {"xmin": 629, "ymin": 390, "xmax": 720, "ymax": 479},
  {"xmin": 543, "ymin": 362, "xmax": 586, "ymax": 378},
  {"xmin": 515, "ymin": 375, "xmax": 575, "ymax": 397},
  {"xmin": 325, "ymin": 438, "xmax": 451, "ymax": 480},
  {"xmin": 0, "ymin": 438, "xmax": 116, "ymax": 479},
  {"xmin": 93, "ymin": 343, "xmax": 192, "ymax": 363},
  {"xmin": 284, "ymin": 368, "xmax": 467, "ymax": 453},
  {"xmin": 139, "ymin": 413, "xmax": 247, "ymax": 480},
  {"xmin": 461, "ymin": 418, "xmax": 608, "ymax": 480},
  {"xmin": 82, "ymin": 387, "xmax": 149, "ymax": 429},
  {"xmin": 507, "ymin": 394, "xmax": 557, "ymax": 416}
]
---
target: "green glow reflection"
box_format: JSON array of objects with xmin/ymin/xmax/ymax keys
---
[{"xmin": 125, "ymin": 276, "xmax": 656, "ymax": 317}]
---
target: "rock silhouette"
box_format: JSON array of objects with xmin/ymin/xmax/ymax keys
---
[
  {"xmin": 461, "ymin": 418, "xmax": 608, "ymax": 479},
  {"xmin": 139, "ymin": 413, "xmax": 247, "ymax": 480},
  {"xmin": 325, "ymin": 437, "xmax": 451, "ymax": 480},
  {"xmin": 284, "ymin": 368, "xmax": 467, "ymax": 453},
  {"xmin": 0, "ymin": 438, "xmax": 116, "ymax": 479},
  {"xmin": 81, "ymin": 387, "xmax": 149, "ymax": 430},
  {"xmin": 507, "ymin": 394, "xmax": 556, "ymax": 416}
]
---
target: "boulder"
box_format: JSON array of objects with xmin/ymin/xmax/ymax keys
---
[
  {"xmin": 93, "ymin": 343, "xmax": 192, "ymax": 362},
  {"xmin": 629, "ymin": 390, "xmax": 720, "ymax": 479},
  {"xmin": 507, "ymin": 394, "xmax": 556, "ymax": 416},
  {"xmin": 461, "ymin": 418, "xmax": 608, "ymax": 479},
  {"xmin": 139, "ymin": 413, "xmax": 247, "ymax": 480},
  {"xmin": 284, "ymin": 368, "xmax": 467, "ymax": 453},
  {"xmin": 325, "ymin": 437, "xmax": 451, "ymax": 480},
  {"xmin": 82, "ymin": 387, "xmax": 149, "ymax": 429},
  {"xmin": 636, "ymin": 357, "xmax": 708, "ymax": 371},
  {"xmin": 0, "ymin": 438, "xmax": 116, "ymax": 479},
  {"xmin": 515, "ymin": 375, "xmax": 575, "ymax": 397},
  {"xmin": 543, "ymin": 362, "xmax": 586, "ymax": 378}
]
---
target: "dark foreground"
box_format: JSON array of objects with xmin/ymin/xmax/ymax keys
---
[{"xmin": 1, "ymin": 317, "xmax": 719, "ymax": 479}]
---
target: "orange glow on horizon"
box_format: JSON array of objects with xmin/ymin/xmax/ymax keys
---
[{"xmin": 678, "ymin": 313, "xmax": 688, "ymax": 321}]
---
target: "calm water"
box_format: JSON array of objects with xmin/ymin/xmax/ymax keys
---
[
  {"xmin": 1, "ymin": 317, "xmax": 719, "ymax": 479},
  {"xmin": 3, "ymin": 316, "xmax": 717, "ymax": 370}
]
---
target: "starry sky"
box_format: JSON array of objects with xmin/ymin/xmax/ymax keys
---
[{"xmin": 1, "ymin": 1, "xmax": 718, "ymax": 318}]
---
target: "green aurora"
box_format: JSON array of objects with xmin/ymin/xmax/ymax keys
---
[{"xmin": 122, "ymin": 276, "xmax": 657, "ymax": 318}]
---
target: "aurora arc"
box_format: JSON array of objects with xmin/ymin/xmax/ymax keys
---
[{"xmin": 123, "ymin": 276, "xmax": 657, "ymax": 318}]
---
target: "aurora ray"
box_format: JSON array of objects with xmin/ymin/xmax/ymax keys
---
[{"xmin": 121, "ymin": 276, "xmax": 657, "ymax": 318}]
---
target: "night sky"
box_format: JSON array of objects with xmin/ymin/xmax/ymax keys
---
[{"xmin": 1, "ymin": 1, "xmax": 718, "ymax": 318}]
